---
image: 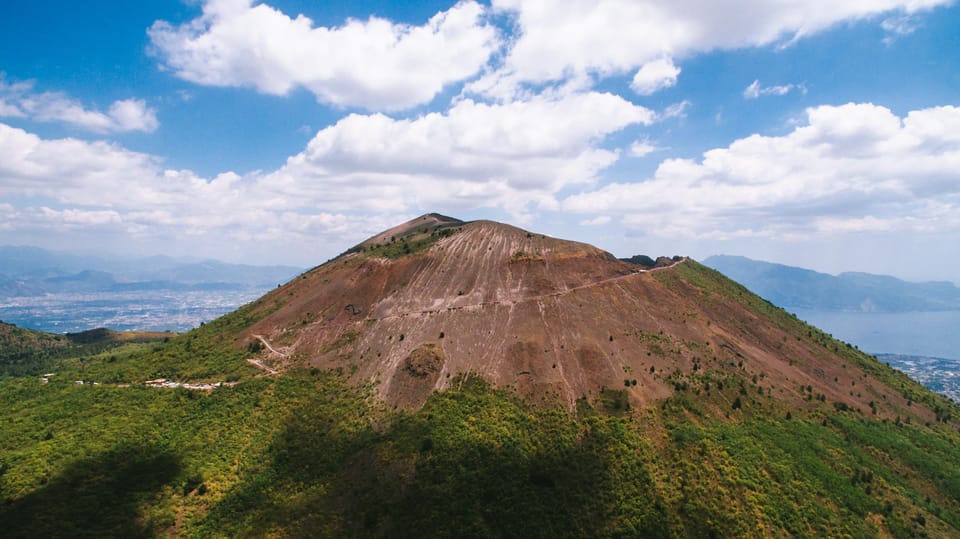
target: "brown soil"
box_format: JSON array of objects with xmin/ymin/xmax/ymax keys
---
[
  {"xmin": 236, "ymin": 215, "xmax": 936, "ymax": 421},
  {"xmin": 385, "ymin": 343, "xmax": 446, "ymax": 408}
]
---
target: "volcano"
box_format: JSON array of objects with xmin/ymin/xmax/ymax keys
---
[
  {"xmin": 234, "ymin": 214, "xmax": 929, "ymax": 420},
  {"xmin": 6, "ymin": 213, "xmax": 960, "ymax": 538}
]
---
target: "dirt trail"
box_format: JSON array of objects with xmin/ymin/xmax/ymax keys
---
[
  {"xmin": 246, "ymin": 334, "xmax": 286, "ymax": 375},
  {"xmin": 246, "ymin": 357, "xmax": 279, "ymax": 375},
  {"xmin": 253, "ymin": 334, "xmax": 288, "ymax": 357}
]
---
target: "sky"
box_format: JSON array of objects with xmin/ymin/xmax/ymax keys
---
[{"xmin": 1, "ymin": 0, "xmax": 959, "ymax": 283}]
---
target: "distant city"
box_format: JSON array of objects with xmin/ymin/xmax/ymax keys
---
[
  {"xmin": 0, "ymin": 245, "xmax": 301, "ymax": 333},
  {"xmin": 0, "ymin": 288, "xmax": 266, "ymax": 333},
  {"xmin": 879, "ymin": 354, "xmax": 960, "ymax": 402}
]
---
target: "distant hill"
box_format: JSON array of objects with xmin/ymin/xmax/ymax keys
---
[
  {"xmin": 0, "ymin": 245, "xmax": 104, "ymax": 278},
  {"xmin": 703, "ymin": 255, "xmax": 960, "ymax": 312},
  {"xmin": 0, "ymin": 245, "xmax": 303, "ymax": 296},
  {"xmin": 0, "ymin": 321, "xmax": 172, "ymax": 377}
]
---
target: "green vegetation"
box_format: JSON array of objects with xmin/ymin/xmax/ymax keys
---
[
  {"xmin": 655, "ymin": 262, "xmax": 957, "ymax": 417},
  {"xmin": 82, "ymin": 295, "xmax": 288, "ymax": 383},
  {"xmin": 3, "ymin": 332, "xmax": 960, "ymax": 537},
  {"xmin": 0, "ymin": 322, "xmax": 172, "ymax": 379},
  {"xmin": 511, "ymin": 250, "xmax": 544, "ymax": 261},
  {"xmin": 355, "ymin": 225, "xmax": 460, "ymax": 260}
]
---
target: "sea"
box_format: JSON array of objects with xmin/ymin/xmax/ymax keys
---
[{"xmin": 791, "ymin": 309, "xmax": 960, "ymax": 361}]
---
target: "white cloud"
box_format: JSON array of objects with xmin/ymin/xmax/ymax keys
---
[
  {"xmin": 0, "ymin": 79, "xmax": 31, "ymax": 118},
  {"xmin": 13, "ymin": 99, "xmax": 956, "ymax": 257},
  {"xmin": 579, "ymin": 215, "xmax": 611, "ymax": 226},
  {"xmin": 472, "ymin": 0, "xmax": 949, "ymax": 98},
  {"xmin": 267, "ymin": 91, "xmax": 654, "ymax": 217},
  {"xmin": 149, "ymin": 0, "xmax": 498, "ymax": 111},
  {"xmin": 105, "ymin": 99, "xmax": 160, "ymax": 133},
  {"xmin": 631, "ymin": 58, "xmax": 680, "ymax": 95},
  {"xmin": 0, "ymin": 79, "xmax": 158, "ymax": 133},
  {"xmin": 0, "ymin": 100, "xmax": 25, "ymax": 118},
  {"xmin": 0, "ymin": 91, "xmax": 650, "ymax": 248},
  {"xmin": 629, "ymin": 140, "xmax": 657, "ymax": 157},
  {"xmin": 563, "ymin": 103, "xmax": 960, "ymax": 239},
  {"xmin": 0, "ymin": 122, "xmax": 171, "ymax": 207},
  {"xmin": 42, "ymin": 207, "xmax": 123, "ymax": 227},
  {"xmin": 743, "ymin": 79, "xmax": 805, "ymax": 99},
  {"xmin": 882, "ymin": 14, "xmax": 921, "ymax": 43},
  {"xmin": 0, "ymin": 122, "xmax": 392, "ymax": 251},
  {"xmin": 659, "ymin": 100, "xmax": 691, "ymax": 120}
]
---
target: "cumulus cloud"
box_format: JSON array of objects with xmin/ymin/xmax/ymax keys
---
[
  {"xmin": 471, "ymin": 0, "xmax": 948, "ymax": 98},
  {"xmin": 629, "ymin": 140, "xmax": 657, "ymax": 157},
  {"xmin": 266, "ymin": 91, "xmax": 654, "ymax": 217},
  {"xmin": 0, "ymin": 121, "xmax": 397, "ymax": 250},
  {"xmin": 0, "ymin": 122, "xmax": 181, "ymax": 207},
  {"xmin": 743, "ymin": 79, "xmax": 805, "ymax": 99},
  {"xmin": 0, "ymin": 79, "xmax": 158, "ymax": 133},
  {"xmin": 579, "ymin": 215, "xmax": 611, "ymax": 226},
  {"xmin": 631, "ymin": 58, "xmax": 680, "ymax": 95},
  {"xmin": 10, "ymin": 100, "xmax": 957, "ymax": 254},
  {"xmin": 562, "ymin": 103, "xmax": 960, "ymax": 239},
  {"xmin": 658, "ymin": 100, "xmax": 691, "ymax": 120},
  {"xmin": 149, "ymin": 0, "xmax": 498, "ymax": 110},
  {"xmin": 0, "ymin": 90, "xmax": 650, "ymax": 246},
  {"xmin": 104, "ymin": 99, "xmax": 160, "ymax": 132}
]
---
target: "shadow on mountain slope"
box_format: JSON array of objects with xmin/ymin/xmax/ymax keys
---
[
  {"xmin": 202, "ymin": 374, "xmax": 670, "ymax": 538},
  {"xmin": 0, "ymin": 444, "xmax": 181, "ymax": 539}
]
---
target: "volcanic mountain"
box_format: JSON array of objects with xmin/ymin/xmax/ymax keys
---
[
  {"xmin": 234, "ymin": 214, "xmax": 929, "ymax": 419},
  {"xmin": 7, "ymin": 214, "xmax": 960, "ymax": 538}
]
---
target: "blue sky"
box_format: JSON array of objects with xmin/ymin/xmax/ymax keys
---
[{"xmin": 1, "ymin": 0, "xmax": 958, "ymax": 283}]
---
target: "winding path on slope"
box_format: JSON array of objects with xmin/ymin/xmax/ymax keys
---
[
  {"xmin": 293, "ymin": 258, "xmax": 690, "ymax": 331},
  {"xmin": 246, "ymin": 334, "xmax": 284, "ymax": 374}
]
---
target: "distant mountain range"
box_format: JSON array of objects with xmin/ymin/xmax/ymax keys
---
[
  {"xmin": 0, "ymin": 245, "xmax": 303, "ymax": 297},
  {"xmin": 703, "ymin": 255, "xmax": 960, "ymax": 312}
]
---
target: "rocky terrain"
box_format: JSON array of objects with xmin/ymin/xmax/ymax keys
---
[{"xmin": 225, "ymin": 215, "xmax": 933, "ymax": 423}]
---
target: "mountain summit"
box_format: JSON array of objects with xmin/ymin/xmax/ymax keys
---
[{"xmin": 234, "ymin": 214, "xmax": 928, "ymax": 419}]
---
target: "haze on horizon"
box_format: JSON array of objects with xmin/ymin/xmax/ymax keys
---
[{"xmin": 1, "ymin": 0, "xmax": 958, "ymax": 284}]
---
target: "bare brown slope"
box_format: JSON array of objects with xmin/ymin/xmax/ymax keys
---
[{"xmin": 234, "ymin": 215, "xmax": 938, "ymax": 419}]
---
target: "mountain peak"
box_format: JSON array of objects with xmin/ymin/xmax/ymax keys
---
[
  {"xmin": 207, "ymin": 216, "xmax": 928, "ymax": 419},
  {"xmin": 359, "ymin": 213, "xmax": 463, "ymax": 248}
]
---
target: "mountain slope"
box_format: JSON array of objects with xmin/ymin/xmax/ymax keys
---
[
  {"xmin": 703, "ymin": 254, "xmax": 960, "ymax": 311},
  {"xmin": 209, "ymin": 216, "xmax": 934, "ymax": 421},
  {"xmin": 3, "ymin": 215, "xmax": 960, "ymax": 537}
]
